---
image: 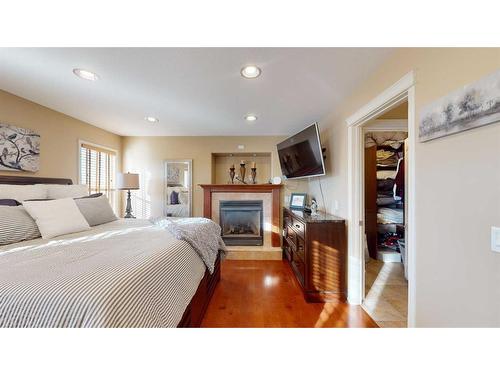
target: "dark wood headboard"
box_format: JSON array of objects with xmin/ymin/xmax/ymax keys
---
[{"xmin": 0, "ymin": 175, "xmax": 73, "ymax": 185}]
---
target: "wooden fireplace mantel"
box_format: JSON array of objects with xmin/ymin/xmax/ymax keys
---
[{"xmin": 199, "ymin": 184, "xmax": 283, "ymax": 247}]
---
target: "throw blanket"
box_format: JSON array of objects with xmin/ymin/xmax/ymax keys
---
[{"xmin": 151, "ymin": 217, "xmax": 226, "ymax": 274}]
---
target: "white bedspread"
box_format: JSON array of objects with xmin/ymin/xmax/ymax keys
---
[{"xmin": 0, "ymin": 219, "xmax": 207, "ymax": 328}]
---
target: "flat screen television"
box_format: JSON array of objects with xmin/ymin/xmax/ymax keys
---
[{"xmin": 277, "ymin": 123, "xmax": 325, "ymax": 179}]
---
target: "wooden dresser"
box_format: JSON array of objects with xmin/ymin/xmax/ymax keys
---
[{"xmin": 282, "ymin": 207, "xmax": 347, "ymax": 302}]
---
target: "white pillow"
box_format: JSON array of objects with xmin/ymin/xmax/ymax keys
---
[
  {"xmin": 0, "ymin": 184, "xmax": 48, "ymax": 202},
  {"xmin": 23, "ymin": 198, "xmax": 91, "ymax": 239},
  {"xmin": 39, "ymin": 184, "xmax": 89, "ymax": 199}
]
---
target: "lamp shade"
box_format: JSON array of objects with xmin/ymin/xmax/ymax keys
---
[{"xmin": 116, "ymin": 172, "xmax": 140, "ymax": 190}]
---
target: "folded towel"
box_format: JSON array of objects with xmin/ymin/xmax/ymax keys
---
[
  {"xmin": 377, "ymin": 207, "xmax": 404, "ymax": 224},
  {"xmin": 376, "ymin": 150, "xmax": 395, "ymax": 161},
  {"xmin": 377, "ymin": 170, "xmax": 397, "ymax": 180}
]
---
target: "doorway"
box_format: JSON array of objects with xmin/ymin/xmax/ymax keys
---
[
  {"xmin": 362, "ymin": 103, "xmax": 408, "ymax": 327},
  {"xmin": 346, "ymin": 71, "xmax": 416, "ymax": 327}
]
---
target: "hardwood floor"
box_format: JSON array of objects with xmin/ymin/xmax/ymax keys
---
[{"xmin": 201, "ymin": 259, "xmax": 378, "ymax": 328}]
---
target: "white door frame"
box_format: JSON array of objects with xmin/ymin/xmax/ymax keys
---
[{"xmin": 345, "ymin": 71, "xmax": 417, "ymax": 327}]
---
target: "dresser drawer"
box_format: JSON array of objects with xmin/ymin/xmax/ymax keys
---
[
  {"xmin": 294, "ymin": 236, "xmax": 305, "ymax": 263},
  {"xmin": 291, "ymin": 253, "xmax": 305, "ymax": 287},
  {"xmin": 285, "ymin": 225, "xmax": 297, "ymax": 247},
  {"xmin": 291, "ymin": 218, "xmax": 305, "ymax": 238}
]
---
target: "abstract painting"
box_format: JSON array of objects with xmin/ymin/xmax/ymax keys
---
[
  {"xmin": 0, "ymin": 123, "xmax": 40, "ymax": 172},
  {"xmin": 419, "ymin": 69, "xmax": 500, "ymax": 142}
]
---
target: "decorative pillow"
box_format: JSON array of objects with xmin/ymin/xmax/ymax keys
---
[
  {"xmin": 0, "ymin": 206, "xmax": 41, "ymax": 246},
  {"xmin": 170, "ymin": 190, "xmax": 179, "ymax": 205},
  {"xmin": 22, "ymin": 198, "xmax": 91, "ymax": 239},
  {"xmin": 178, "ymin": 191, "xmax": 188, "ymax": 204},
  {"xmin": 75, "ymin": 195, "xmax": 118, "ymax": 226},
  {"xmin": 40, "ymin": 184, "xmax": 89, "ymax": 199},
  {"xmin": 0, "ymin": 199, "xmax": 20, "ymax": 206},
  {"xmin": 79, "ymin": 193, "xmax": 103, "ymax": 199},
  {"xmin": 0, "ymin": 184, "xmax": 48, "ymax": 202},
  {"xmin": 24, "ymin": 193, "xmax": 104, "ymax": 202}
]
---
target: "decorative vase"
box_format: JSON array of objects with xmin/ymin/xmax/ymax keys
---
[
  {"xmin": 229, "ymin": 167, "xmax": 235, "ymax": 184},
  {"xmin": 239, "ymin": 163, "xmax": 246, "ymax": 184},
  {"xmin": 251, "ymin": 168, "xmax": 257, "ymax": 184}
]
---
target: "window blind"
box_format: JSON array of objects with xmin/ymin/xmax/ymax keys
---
[{"xmin": 79, "ymin": 143, "xmax": 117, "ymax": 211}]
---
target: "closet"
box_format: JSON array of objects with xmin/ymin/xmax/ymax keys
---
[{"xmin": 364, "ymin": 132, "xmax": 407, "ymax": 265}]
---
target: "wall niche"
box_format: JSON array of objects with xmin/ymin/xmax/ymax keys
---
[{"xmin": 211, "ymin": 152, "xmax": 272, "ymax": 184}]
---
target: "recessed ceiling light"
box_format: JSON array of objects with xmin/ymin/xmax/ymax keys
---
[
  {"xmin": 144, "ymin": 116, "xmax": 159, "ymax": 123},
  {"xmin": 240, "ymin": 65, "xmax": 261, "ymax": 79},
  {"xmin": 73, "ymin": 68, "xmax": 99, "ymax": 81},
  {"xmin": 245, "ymin": 114, "xmax": 258, "ymax": 122}
]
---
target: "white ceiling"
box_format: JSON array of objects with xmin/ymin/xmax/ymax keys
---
[{"xmin": 0, "ymin": 48, "xmax": 392, "ymax": 136}]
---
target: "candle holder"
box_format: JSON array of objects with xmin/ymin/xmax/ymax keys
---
[
  {"xmin": 229, "ymin": 167, "xmax": 235, "ymax": 184},
  {"xmin": 250, "ymin": 167, "xmax": 257, "ymax": 184},
  {"xmin": 239, "ymin": 163, "xmax": 246, "ymax": 184}
]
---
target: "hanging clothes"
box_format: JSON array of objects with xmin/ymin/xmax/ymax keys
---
[{"xmin": 393, "ymin": 157, "xmax": 405, "ymax": 200}]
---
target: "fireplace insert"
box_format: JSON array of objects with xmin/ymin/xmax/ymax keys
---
[{"xmin": 219, "ymin": 200, "xmax": 263, "ymax": 246}]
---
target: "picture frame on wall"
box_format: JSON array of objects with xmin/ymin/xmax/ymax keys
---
[
  {"xmin": 419, "ymin": 69, "xmax": 500, "ymax": 142},
  {"xmin": 289, "ymin": 193, "xmax": 307, "ymax": 210},
  {"xmin": 0, "ymin": 122, "xmax": 40, "ymax": 172}
]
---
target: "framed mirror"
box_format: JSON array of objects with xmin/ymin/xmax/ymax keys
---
[{"xmin": 164, "ymin": 159, "xmax": 192, "ymax": 217}]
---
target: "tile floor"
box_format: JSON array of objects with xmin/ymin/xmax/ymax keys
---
[{"xmin": 363, "ymin": 259, "xmax": 408, "ymax": 328}]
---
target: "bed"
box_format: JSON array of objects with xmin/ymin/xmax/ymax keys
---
[{"xmin": 0, "ymin": 176, "xmax": 221, "ymax": 328}]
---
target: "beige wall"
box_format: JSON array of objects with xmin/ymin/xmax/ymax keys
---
[
  {"xmin": 122, "ymin": 136, "xmax": 309, "ymax": 218},
  {"xmin": 308, "ymin": 48, "xmax": 500, "ymax": 327},
  {"xmin": 0, "ymin": 89, "xmax": 122, "ymax": 183}
]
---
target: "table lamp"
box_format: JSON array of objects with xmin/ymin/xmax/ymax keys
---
[{"xmin": 117, "ymin": 172, "xmax": 140, "ymax": 218}]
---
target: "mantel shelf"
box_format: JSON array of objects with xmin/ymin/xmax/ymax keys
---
[{"xmin": 199, "ymin": 184, "xmax": 283, "ymax": 191}]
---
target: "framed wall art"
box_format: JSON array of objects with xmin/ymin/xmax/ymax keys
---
[
  {"xmin": 0, "ymin": 123, "xmax": 40, "ymax": 172},
  {"xmin": 419, "ymin": 69, "xmax": 500, "ymax": 142}
]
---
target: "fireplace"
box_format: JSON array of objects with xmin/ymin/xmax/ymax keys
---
[{"xmin": 219, "ymin": 200, "xmax": 263, "ymax": 246}]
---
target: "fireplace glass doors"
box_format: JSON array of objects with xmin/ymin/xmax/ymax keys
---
[{"xmin": 219, "ymin": 200, "xmax": 263, "ymax": 246}]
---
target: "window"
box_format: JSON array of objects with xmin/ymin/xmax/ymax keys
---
[{"xmin": 79, "ymin": 142, "xmax": 117, "ymax": 211}]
